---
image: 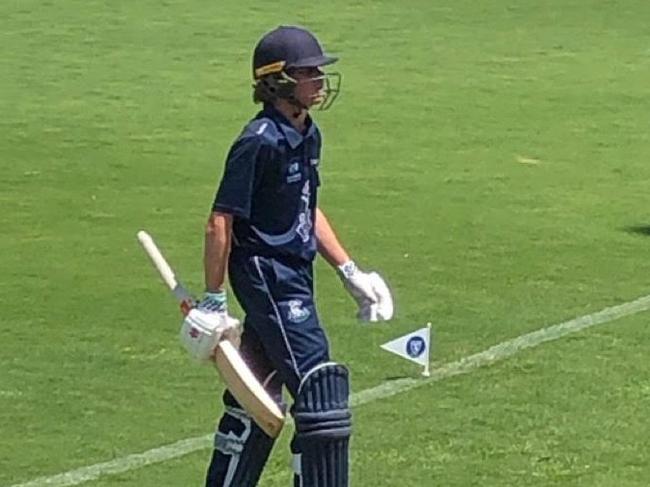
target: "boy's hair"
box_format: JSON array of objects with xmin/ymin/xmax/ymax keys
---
[{"xmin": 252, "ymin": 72, "xmax": 296, "ymax": 105}]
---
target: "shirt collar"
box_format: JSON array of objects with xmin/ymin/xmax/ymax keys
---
[{"xmin": 263, "ymin": 104, "xmax": 316, "ymax": 149}]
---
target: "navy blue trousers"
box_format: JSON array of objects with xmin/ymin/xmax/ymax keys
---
[
  {"xmin": 205, "ymin": 251, "xmax": 331, "ymax": 486},
  {"xmin": 230, "ymin": 252, "xmax": 330, "ymax": 395}
]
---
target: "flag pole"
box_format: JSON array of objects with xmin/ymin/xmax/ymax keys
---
[{"xmin": 422, "ymin": 322, "xmax": 432, "ymax": 377}]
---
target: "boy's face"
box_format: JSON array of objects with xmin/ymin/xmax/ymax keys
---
[{"xmin": 288, "ymin": 67, "xmax": 325, "ymax": 109}]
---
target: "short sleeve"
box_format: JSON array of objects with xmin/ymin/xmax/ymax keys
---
[{"xmin": 212, "ymin": 135, "xmax": 265, "ymax": 219}]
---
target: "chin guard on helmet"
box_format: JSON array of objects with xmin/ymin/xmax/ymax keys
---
[{"xmin": 253, "ymin": 70, "xmax": 341, "ymax": 111}]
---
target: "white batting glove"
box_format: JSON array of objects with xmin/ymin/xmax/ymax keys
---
[
  {"xmin": 193, "ymin": 290, "xmax": 241, "ymax": 345},
  {"xmin": 179, "ymin": 294, "xmax": 241, "ymax": 363},
  {"xmin": 198, "ymin": 290, "xmax": 241, "ymax": 345},
  {"xmin": 338, "ymin": 261, "xmax": 394, "ymax": 322},
  {"xmin": 358, "ymin": 272, "xmax": 394, "ymax": 321}
]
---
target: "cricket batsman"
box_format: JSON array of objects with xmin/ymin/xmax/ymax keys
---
[{"xmin": 179, "ymin": 25, "xmax": 394, "ymax": 486}]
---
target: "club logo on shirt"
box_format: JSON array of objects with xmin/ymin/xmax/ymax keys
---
[
  {"xmin": 286, "ymin": 161, "xmax": 302, "ymax": 184},
  {"xmin": 287, "ymin": 299, "xmax": 311, "ymax": 323}
]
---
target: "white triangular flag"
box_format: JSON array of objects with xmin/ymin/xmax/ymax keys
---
[{"xmin": 380, "ymin": 323, "xmax": 432, "ymax": 376}]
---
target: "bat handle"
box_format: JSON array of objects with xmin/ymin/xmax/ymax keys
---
[{"xmin": 180, "ymin": 300, "xmax": 193, "ymax": 315}]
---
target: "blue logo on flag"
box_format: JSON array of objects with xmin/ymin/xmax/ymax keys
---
[{"xmin": 406, "ymin": 336, "xmax": 426, "ymax": 358}]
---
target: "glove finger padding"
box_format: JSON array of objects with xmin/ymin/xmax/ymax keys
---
[
  {"xmin": 180, "ymin": 308, "xmax": 241, "ymax": 363},
  {"xmin": 343, "ymin": 275, "xmax": 378, "ymax": 306},
  {"xmin": 359, "ymin": 273, "xmax": 394, "ymax": 322},
  {"xmin": 357, "ymin": 302, "xmax": 378, "ymax": 321},
  {"xmin": 221, "ymin": 314, "xmax": 243, "ymax": 349}
]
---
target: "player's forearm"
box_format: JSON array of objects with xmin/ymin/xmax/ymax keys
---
[
  {"xmin": 204, "ymin": 211, "xmax": 233, "ymax": 292},
  {"xmin": 315, "ymin": 208, "xmax": 350, "ymax": 268}
]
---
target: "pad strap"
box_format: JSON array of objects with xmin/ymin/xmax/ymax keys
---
[{"xmin": 206, "ymin": 373, "xmax": 283, "ymax": 487}]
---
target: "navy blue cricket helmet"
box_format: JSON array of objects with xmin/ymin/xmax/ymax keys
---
[{"xmin": 252, "ymin": 26, "xmax": 341, "ymax": 110}]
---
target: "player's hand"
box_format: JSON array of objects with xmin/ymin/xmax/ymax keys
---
[
  {"xmin": 179, "ymin": 307, "xmax": 241, "ymax": 363},
  {"xmin": 338, "ymin": 261, "xmax": 394, "ymax": 322},
  {"xmin": 197, "ymin": 290, "xmax": 228, "ymax": 312},
  {"xmin": 197, "ymin": 290, "xmax": 242, "ymax": 347},
  {"xmin": 357, "ymin": 272, "xmax": 394, "ymax": 321}
]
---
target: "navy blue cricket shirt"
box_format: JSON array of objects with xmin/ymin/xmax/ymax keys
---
[{"xmin": 212, "ymin": 105, "xmax": 323, "ymax": 262}]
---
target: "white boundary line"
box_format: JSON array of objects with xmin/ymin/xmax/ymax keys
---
[{"xmin": 9, "ymin": 293, "xmax": 650, "ymax": 487}]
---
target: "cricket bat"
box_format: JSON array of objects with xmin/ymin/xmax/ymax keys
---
[{"xmin": 136, "ymin": 230, "xmax": 285, "ymax": 438}]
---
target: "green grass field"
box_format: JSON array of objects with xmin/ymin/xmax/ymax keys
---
[{"xmin": 2, "ymin": 0, "xmax": 650, "ymax": 485}]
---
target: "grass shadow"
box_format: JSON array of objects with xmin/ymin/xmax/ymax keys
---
[
  {"xmin": 624, "ymin": 225, "xmax": 650, "ymax": 237},
  {"xmin": 383, "ymin": 375, "xmax": 411, "ymax": 381}
]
